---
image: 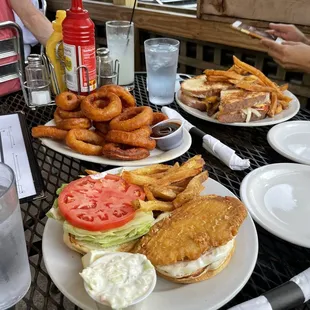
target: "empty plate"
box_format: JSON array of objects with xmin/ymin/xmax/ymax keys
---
[
  {"xmin": 268, "ymin": 121, "xmax": 310, "ymax": 165},
  {"xmin": 240, "ymin": 163, "xmax": 310, "ymax": 248}
]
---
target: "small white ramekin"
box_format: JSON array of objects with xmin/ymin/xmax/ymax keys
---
[
  {"xmin": 83, "ymin": 253, "xmax": 157, "ymax": 310},
  {"xmin": 152, "ymin": 118, "xmax": 184, "ymax": 151}
]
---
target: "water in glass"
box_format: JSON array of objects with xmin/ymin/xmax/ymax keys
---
[
  {"xmin": 0, "ymin": 185, "xmax": 31, "ymax": 309},
  {"xmin": 145, "ymin": 39, "xmax": 179, "ymax": 105}
]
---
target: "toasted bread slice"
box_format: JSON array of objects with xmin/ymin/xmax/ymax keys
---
[
  {"xmin": 179, "ymin": 92, "xmax": 207, "ymax": 111},
  {"xmin": 181, "ymin": 75, "xmax": 208, "ymax": 98},
  {"xmin": 181, "ymin": 75, "xmax": 233, "ymax": 99},
  {"xmin": 217, "ymin": 109, "xmax": 268, "ymax": 123},
  {"xmin": 219, "ymin": 89, "xmax": 270, "ymax": 113}
]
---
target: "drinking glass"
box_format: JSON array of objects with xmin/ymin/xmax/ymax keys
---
[
  {"xmin": 144, "ymin": 38, "xmax": 180, "ymax": 105},
  {"xmin": 0, "ymin": 163, "xmax": 31, "ymax": 310},
  {"xmin": 106, "ymin": 21, "xmax": 135, "ymax": 91}
]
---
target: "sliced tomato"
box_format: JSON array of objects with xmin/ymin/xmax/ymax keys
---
[{"xmin": 58, "ymin": 174, "xmax": 145, "ymax": 231}]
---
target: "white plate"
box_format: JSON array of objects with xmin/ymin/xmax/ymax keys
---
[
  {"xmin": 175, "ymin": 90, "xmax": 300, "ymax": 127},
  {"xmin": 43, "ymin": 167, "xmax": 258, "ymax": 310},
  {"xmin": 268, "ymin": 121, "xmax": 310, "ymax": 165},
  {"xmin": 240, "ymin": 163, "xmax": 310, "ymax": 247},
  {"xmin": 40, "ymin": 120, "xmax": 192, "ymax": 166}
]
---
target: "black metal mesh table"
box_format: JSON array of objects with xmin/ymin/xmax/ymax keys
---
[{"xmin": 1, "ymin": 73, "xmax": 310, "ymax": 310}]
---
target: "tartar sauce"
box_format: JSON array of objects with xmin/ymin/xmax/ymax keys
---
[{"xmin": 80, "ymin": 252, "xmax": 156, "ymax": 309}]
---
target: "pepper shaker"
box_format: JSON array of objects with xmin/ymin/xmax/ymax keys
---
[{"xmin": 96, "ymin": 47, "xmax": 119, "ymax": 86}]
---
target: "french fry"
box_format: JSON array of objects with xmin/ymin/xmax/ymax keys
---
[
  {"xmin": 167, "ymin": 186, "xmax": 184, "ymax": 194},
  {"xmin": 148, "ymin": 185, "xmax": 184, "ymax": 201},
  {"xmin": 282, "ymin": 98, "xmax": 292, "ymax": 107},
  {"xmin": 279, "ymin": 83, "xmax": 288, "ymax": 91},
  {"xmin": 235, "ymin": 81, "xmax": 276, "ymax": 93},
  {"xmin": 144, "ymin": 186, "xmax": 156, "ymax": 201},
  {"xmin": 122, "ymin": 171, "xmax": 155, "ymax": 186},
  {"xmin": 228, "ymin": 79, "xmax": 242, "ymax": 85},
  {"xmin": 206, "ymin": 76, "xmax": 229, "ymax": 83},
  {"xmin": 278, "ymin": 99, "xmax": 290, "ymax": 109},
  {"xmin": 173, "ymin": 171, "xmax": 209, "ymax": 208},
  {"xmin": 159, "ymin": 155, "xmax": 205, "ymax": 186},
  {"xmin": 132, "ymin": 199, "xmax": 174, "ymax": 212},
  {"xmin": 149, "ymin": 162, "xmax": 180, "ymax": 179},
  {"xmin": 171, "ymin": 177, "xmax": 192, "ymax": 189},
  {"xmin": 148, "ymin": 186, "xmax": 178, "ymax": 201},
  {"xmin": 160, "ymin": 168, "xmax": 202, "ymax": 186},
  {"xmin": 268, "ymin": 93, "xmax": 278, "ymax": 117},
  {"xmin": 243, "ymin": 75, "xmax": 262, "ymax": 83},
  {"xmin": 275, "ymin": 103, "xmax": 283, "ymax": 115},
  {"xmin": 233, "ymin": 56, "xmax": 288, "ymax": 101},
  {"xmin": 231, "ymin": 65, "xmax": 248, "ymax": 75},
  {"xmin": 204, "ymin": 69, "xmax": 243, "ymax": 81},
  {"xmin": 130, "ymin": 164, "xmax": 171, "ymax": 176}
]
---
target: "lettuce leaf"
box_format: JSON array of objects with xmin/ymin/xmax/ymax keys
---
[
  {"xmin": 56, "ymin": 184, "xmax": 68, "ymax": 195},
  {"xmin": 63, "ymin": 211, "xmax": 154, "ymax": 248},
  {"xmin": 46, "ymin": 184, "xmax": 67, "ymax": 221}
]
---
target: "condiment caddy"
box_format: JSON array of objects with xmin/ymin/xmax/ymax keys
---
[{"xmin": 20, "ymin": 0, "xmax": 122, "ymax": 108}]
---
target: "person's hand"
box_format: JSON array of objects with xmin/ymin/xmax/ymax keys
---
[
  {"xmin": 261, "ymin": 39, "xmax": 310, "ymax": 72},
  {"xmin": 267, "ymin": 23, "xmax": 309, "ymax": 44}
]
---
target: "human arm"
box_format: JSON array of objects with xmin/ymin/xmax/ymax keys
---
[
  {"xmin": 261, "ymin": 39, "xmax": 310, "ymax": 73},
  {"xmin": 9, "ymin": 0, "xmax": 53, "ymax": 46},
  {"xmin": 267, "ymin": 23, "xmax": 310, "ymax": 45}
]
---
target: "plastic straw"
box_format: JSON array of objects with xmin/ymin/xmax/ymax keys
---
[{"xmin": 126, "ymin": 0, "xmax": 138, "ymax": 46}]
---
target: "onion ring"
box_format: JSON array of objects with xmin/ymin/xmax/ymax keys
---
[
  {"xmin": 94, "ymin": 129, "xmax": 107, "ymax": 140},
  {"xmin": 77, "ymin": 95, "xmax": 86, "ymax": 101},
  {"xmin": 102, "ymin": 143, "xmax": 149, "ymax": 161},
  {"xmin": 56, "ymin": 107, "xmax": 85, "ymax": 119},
  {"xmin": 32, "ymin": 126, "xmax": 67, "ymax": 140},
  {"xmin": 151, "ymin": 112, "xmax": 168, "ymax": 126},
  {"xmin": 106, "ymin": 126, "xmax": 156, "ymax": 150},
  {"xmin": 93, "ymin": 121, "xmax": 110, "ymax": 135},
  {"xmin": 54, "ymin": 109, "xmax": 91, "ymax": 130},
  {"xmin": 99, "ymin": 85, "xmax": 136, "ymax": 109},
  {"xmin": 109, "ymin": 107, "xmax": 153, "ymax": 132},
  {"xmin": 56, "ymin": 92, "xmax": 80, "ymax": 111},
  {"xmin": 81, "ymin": 92, "xmax": 122, "ymax": 121},
  {"xmin": 66, "ymin": 129, "xmax": 104, "ymax": 155}
]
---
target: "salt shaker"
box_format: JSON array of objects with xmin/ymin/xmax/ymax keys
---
[
  {"xmin": 25, "ymin": 54, "xmax": 52, "ymax": 107},
  {"xmin": 96, "ymin": 47, "xmax": 116, "ymax": 86}
]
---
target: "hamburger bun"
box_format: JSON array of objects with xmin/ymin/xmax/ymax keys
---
[
  {"xmin": 63, "ymin": 232, "xmax": 138, "ymax": 255},
  {"xmin": 156, "ymin": 240, "xmax": 235, "ymax": 284}
]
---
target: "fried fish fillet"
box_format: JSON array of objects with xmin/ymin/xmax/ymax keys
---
[{"xmin": 135, "ymin": 195, "xmax": 247, "ymax": 266}]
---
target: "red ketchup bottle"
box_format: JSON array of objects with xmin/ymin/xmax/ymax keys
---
[{"xmin": 62, "ymin": 0, "xmax": 97, "ymax": 94}]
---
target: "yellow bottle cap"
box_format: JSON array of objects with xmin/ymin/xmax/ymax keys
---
[{"xmin": 52, "ymin": 10, "xmax": 66, "ymax": 32}]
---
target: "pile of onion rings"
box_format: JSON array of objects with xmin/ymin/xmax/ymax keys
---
[{"xmin": 31, "ymin": 85, "xmax": 168, "ymax": 161}]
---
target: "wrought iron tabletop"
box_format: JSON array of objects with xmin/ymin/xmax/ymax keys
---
[{"xmin": 1, "ymin": 73, "xmax": 310, "ymax": 310}]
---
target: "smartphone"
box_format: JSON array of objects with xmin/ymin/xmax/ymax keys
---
[{"xmin": 232, "ymin": 20, "xmax": 276, "ymax": 40}]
